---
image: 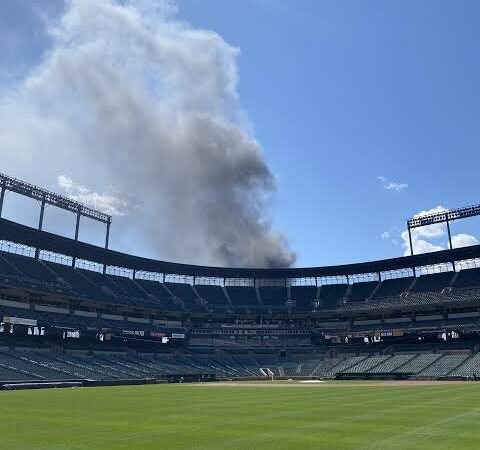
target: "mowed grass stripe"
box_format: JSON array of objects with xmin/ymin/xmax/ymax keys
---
[{"xmin": 1, "ymin": 384, "xmax": 479, "ymax": 449}]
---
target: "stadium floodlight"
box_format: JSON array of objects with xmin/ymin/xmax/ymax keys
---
[
  {"xmin": 406, "ymin": 203, "xmax": 480, "ymax": 257},
  {"xmin": 0, "ymin": 173, "xmax": 112, "ymax": 265}
]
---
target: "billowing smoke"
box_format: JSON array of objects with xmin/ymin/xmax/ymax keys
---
[{"xmin": 0, "ymin": 0, "xmax": 295, "ymax": 268}]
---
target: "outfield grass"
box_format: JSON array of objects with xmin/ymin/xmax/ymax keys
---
[{"xmin": 1, "ymin": 382, "xmax": 480, "ymax": 449}]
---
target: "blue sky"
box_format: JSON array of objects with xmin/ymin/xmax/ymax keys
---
[{"xmin": 1, "ymin": 0, "xmax": 479, "ymax": 267}]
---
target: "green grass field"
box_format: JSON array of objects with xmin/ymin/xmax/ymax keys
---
[{"xmin": 1, "ymin": 382, "xmax": 480, "ymax": 449}]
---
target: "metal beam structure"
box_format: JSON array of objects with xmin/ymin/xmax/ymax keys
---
[
  {"xmin": 408, "ymin": 204, "xmax": 480, "ymax": 229},
  {"xmin": 406, "ymin": 203, "xmax": 480, "ymax": 257},
  {"xmin": 0, "ymin": 173, "xmax": 112, "ymax": 261},
  {"xmin": 0, "ymin": 173, "xmax": 478, "ymax": 281},
  {"xmin": 0, "ymin": 173, "xmax": 111, "ymax": 224}
]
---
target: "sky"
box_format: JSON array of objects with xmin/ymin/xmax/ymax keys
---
[{"xmin": 0, "ymin": 0, "xmax": 479, "ymax": 268}]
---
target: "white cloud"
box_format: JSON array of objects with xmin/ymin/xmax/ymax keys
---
[
  {"xmin": 401, "ymin": 234, "xmax": 444, "ymax": 255},
  {"xmin": 57, "ymin": 175, "xmax": 128, "ymax": 217},
  {"xmin": 377, "ymin": 176, "xmax": 408, "ymax": 192},
  {"xmin": 381, "ymin": 230, "xmax": 390, "ymax": 240},
  {"xmin": 410, "ymin": 205, "xmax": 447, "ymax": 239},
  {"xmin": 381, "ymin": 226, "xmax": 400, "ymax": 243},
  {"xmin": 452, "ymin": 233, "xmax": 479, "ymax": 248}
]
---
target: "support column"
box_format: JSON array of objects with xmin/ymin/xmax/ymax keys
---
[
  {"xmin": 35, "ymin": 196, "xmax": 46, "ymax": 260},
  {"xmin": 72, "ymin": 209, "xmax": 81, "ymax": 267},
  {"xmin": 446, "ymin": 219, "xmax": 453, "ymax": 250},
  {"xmin": 38, "ymin": 198, "xmax": 46, "ymax": 230},
  {"xmin": 105, "ymin": 218, "xmax": 111, "ymax": 249},
  {"xmin": 0, "ymin": 183, "xmax": 6, "ymax": 218},
  {"xmin": 407, "ymin": 224, "xmax": 416, "ymax": 276},
  {"xmin": 407, "ymin": 225, "xmax": 414, "ymax": 256},
  {"xmin": 446, "ymin": 219, "xmax": 456, "ymax": 271},
  {"xmin": 103, "ymin": 218, "xmax": 111, "ymax": 274}
]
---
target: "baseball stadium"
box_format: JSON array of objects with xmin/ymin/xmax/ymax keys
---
[
  {"xmin": 0, "ymin": 172, "xmax": 480, "ymax": 449},
  {"xmin": 2, "ymin": 0, "xmax": 480, "ymax": 449}
]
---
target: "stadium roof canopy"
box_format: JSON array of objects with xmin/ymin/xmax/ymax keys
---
[{"xmin": 0, "ymin": 218, "xmax": 479, "ymax": 279}]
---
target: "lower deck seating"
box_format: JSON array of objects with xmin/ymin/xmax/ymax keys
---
[
  {"xmin": 449, "ymin": 353, "xmax": 480, "ymax": 377},
  {"xmin": 368, "ymin": 354, "xmax": 416, "ymax": 373},
  {"xmin": 0, "ymin": 349, "xmax": 480, "ymax": 381},
  {"xmin": 323, "ymin": 356, "xmax": 367, "ymax": 375},
  {"xmin": 417, "ymin": 354, "xmax": 470, "ymax": 377},
  {"xmin": 343, "ymin": 355, "xmax": 391, "ymax": 373},
  {"xmin": 394, "ymin": 353, "xmax": 442, "ymax": 374}
]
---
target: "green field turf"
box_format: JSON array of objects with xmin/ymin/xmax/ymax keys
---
[{"xmin": 1, "ymin": 382, "xmax": 480, "ymax": 449}]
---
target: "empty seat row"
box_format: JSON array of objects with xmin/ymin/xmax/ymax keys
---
[{"xmin": 1, "ymin": 249, "xmax": 480, "ymax": 314}]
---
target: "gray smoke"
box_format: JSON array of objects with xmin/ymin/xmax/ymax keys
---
[{"xmin": 0, "ymin": 0, "xmax": 295, "ymax": 268}]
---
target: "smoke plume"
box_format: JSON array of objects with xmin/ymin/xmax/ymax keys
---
[{"xmin": 0, "ymin": 0, "xmax": 295, "ymax": 268}]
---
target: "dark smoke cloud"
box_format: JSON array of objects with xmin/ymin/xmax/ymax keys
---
[{"xmin": 0, "ymin": 0, "xmax": 295, "ymax": 268}]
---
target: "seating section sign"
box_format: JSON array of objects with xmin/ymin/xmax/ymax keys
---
[{"xmin": 3, "ymin": 316, "xmax": 37, "ymax": 326}]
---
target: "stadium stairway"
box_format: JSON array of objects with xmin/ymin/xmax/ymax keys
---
[
  {"xmin": 310, "ymin": 356, "xmax": 369, "ymax": 378},
  {"xmin": 342, "ymin": 355, "xmax": 392, "ymax": 374},
  {"xmin": 368, "ymin": 354, "xmax": 417, "ymax": 373}
]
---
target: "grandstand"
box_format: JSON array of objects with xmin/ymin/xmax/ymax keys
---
[{"xmin": 1, "ymin": 175, "xmax": 480, "ymax": 385}]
